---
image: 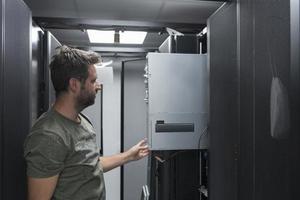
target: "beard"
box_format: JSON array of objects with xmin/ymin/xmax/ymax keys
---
[{"xmin": 76, "ymin": 89, "xmax": 96, "ymax": 111}]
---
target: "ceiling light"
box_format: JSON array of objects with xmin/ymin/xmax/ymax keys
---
[
  {"xmin": 87, "ymin": 30, "xmax": 115, "ymax": 43},
  {"xmin": 119, "ymin": 31, "xmax": 147, "ymax": 44}
]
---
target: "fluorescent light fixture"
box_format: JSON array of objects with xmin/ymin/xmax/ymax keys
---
[
  {"xmin": 119, "ymin": 31, "xmax": 147, "ymax": 44},
  {"xmin": 87, "ymin": 30, "xmax": 115, "ymax": 43}
]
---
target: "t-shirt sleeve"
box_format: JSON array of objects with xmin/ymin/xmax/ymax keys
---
[{"xmin": 24, "ymin": 131, "xmax": 69, "ymax": 178}]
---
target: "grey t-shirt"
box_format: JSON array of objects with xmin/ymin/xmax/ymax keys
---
[{"xmin": 24, "ymin": 109, "xmax": 106, "ymax": 200}]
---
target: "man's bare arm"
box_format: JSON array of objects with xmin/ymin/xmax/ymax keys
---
[
  {"xmin": 100, "ymin": 139, "xmax": 149, "ymax": 172},
  {"xmin": 27, "ymin": 175, "xmax": 59, "ymax": 200}
]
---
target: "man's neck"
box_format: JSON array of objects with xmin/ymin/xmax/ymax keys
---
[{"xmin": 53, "ymin": 95, "xmax": 80, "ymax": 122}]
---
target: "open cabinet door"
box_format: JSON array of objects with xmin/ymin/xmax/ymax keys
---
[{"xmin": 121, "ymin": 59, "xmax": 148, "ymax": 200}]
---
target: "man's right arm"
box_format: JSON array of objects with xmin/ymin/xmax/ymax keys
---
[{"xmin": 27, "ymin": 175, "xmax": 59, "ymax": 200}]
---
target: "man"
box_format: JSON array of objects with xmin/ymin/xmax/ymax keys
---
[{"xmin": 24, "ymin": 46, "xmax": 149, "ymax": 200}]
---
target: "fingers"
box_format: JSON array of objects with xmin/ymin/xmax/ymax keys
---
[
  {"xmin": 137, "ymin": 138, "xmax": 147, "ymax": 147},
  {"xmin": 140, "ymin": 148, "xmax": 150, "ymax": 153},
  {"xmin": 128, "ymin": 138, "xmax": 150, "ymax": 161},
  {"xmin": 138, "ymin": 141, "xmax": 150, "ymax": 158},
  {"xmin": 138, "ymin": 139, "xmax": 149, "ymax": 152},
  {"xmin": 139, "ymin": 149, "xmax": 150, "ymax": 158}
]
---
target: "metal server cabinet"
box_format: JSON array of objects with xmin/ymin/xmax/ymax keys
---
[
  {"xmin": 145, "ymin": 53, "xmax": 209, "ymax": 150},
  {"xmin": 0, "ymin": 0, "xmax": 31, "ymax": 199}
]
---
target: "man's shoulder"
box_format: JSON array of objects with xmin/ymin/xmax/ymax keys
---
[
  {"xmin": 29, "ymin": 110, "xmax": 71, "ymax": 142},
  {"xmin": 31, "ymin": 110, "xmax": 61, "ymax": 131}
]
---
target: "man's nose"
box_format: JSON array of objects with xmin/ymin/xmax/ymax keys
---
[{"xmin": 95, "ymin": 82, "xmax": 102, "ymax": 92}]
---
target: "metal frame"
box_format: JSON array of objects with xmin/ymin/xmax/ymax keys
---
[
  {"xmin": 290, "ymin": 2, "xmax": 300, "ymax": 198},
  {"xmin": 42, "ymin": 31, "xmax": 51, "ymax": 110},
  {"xmin": 291, "ymin": 0, "xmax": 300, "ymax": 93},
  {"xmin": 34, "ymin": 17, "xmax": 206, "ymax": 54},
  {"xmin": 89, "ymin": 46, "xmax": 157, "ymax": 53},
  {"xmin": 121, "ymin": 58, "xmax": 146, "ymax": 200},
  {"xmin": 33, "ymin": 17, "xmax": 206, "ymax": 34},
  {"xmin": 100, "ymin": 84, "xmax": 104, "ymax": 155},
  {"xmin": 0, "ymin": 0, "xmax": 4, "ymax": 198}
]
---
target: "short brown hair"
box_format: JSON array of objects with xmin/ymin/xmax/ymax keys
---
[{"xmin": 49, "ymin": 45, "xmax": 101, "ymax": 97}]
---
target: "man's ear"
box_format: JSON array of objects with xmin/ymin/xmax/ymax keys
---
[{"xmin": 69, "ymin": 78, "xmax": 80, "ymax": 93}]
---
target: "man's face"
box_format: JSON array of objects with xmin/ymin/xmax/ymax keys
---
[{"xmin": 77, "ymin": 65, "xmax": 101, "ymax": 109}]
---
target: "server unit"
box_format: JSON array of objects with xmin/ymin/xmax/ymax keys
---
[{"xmin": 144, "ymin": 53, "xmax": 209, "ymax": 150}]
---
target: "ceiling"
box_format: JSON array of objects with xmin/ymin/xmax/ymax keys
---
[{"xmin": 24, "ymin": 0, "xmax": 224, "ymax": 55}]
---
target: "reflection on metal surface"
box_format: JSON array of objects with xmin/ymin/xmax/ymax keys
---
[{"xmin": 140, "ymin": 185, "xmax": 150, "ymax": 200}]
